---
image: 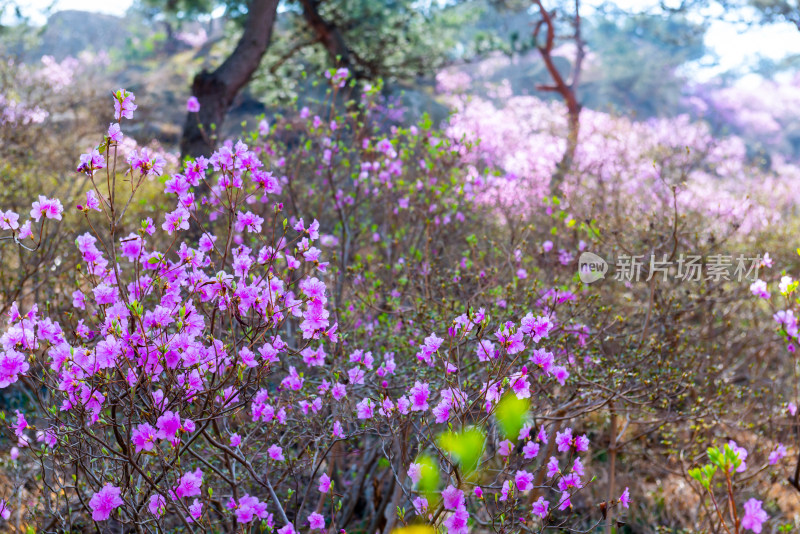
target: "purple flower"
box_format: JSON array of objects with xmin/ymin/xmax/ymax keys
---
[
  {"xmin": 441, "ymin": 485, "xmax": 464, "ymax": 510},
  {"xmin": 76, "ymin": 149, "xmax": 106, "ymax": 175},
  {"xmin": 546, "ymin": 456, "xmax": 559, "ymax": 477},
  {"xmin": 113, "ymin": 88, "xmax": 137, "ymax": 120},
  {"xmin": 409, "ymin": 381, "xmax": 430, "ymax": 411},
  {"xmin": 308, "ymin": 512, "xmax": 325, "ymax": 530},
  {"xmin": 769, "ymin": 443, "xmax": 787, "ymax": 465},
  {"xmin": 408, "ymin": 462, "xmax": 423, "ymax": 484},
  {"xmin": 498, "ymin": 439, "xmax": 514, "ymax": 456},
  {"xmin": 0, "ymin": 349, "xmax": 29, "ymax": 388},
  {"xmin": 235, "ymin": 211, "xmax": 264, "ymax": 233},
  {"xmin": 132, "ymin": 423, "xmax": 157, "ymax": 452},
  {"xmin": 186, "ymin": 96, "xmax": 200, "ymax": 112},
  {"xmin": 728, "ymin": 440, "xmax": 748, "ymax": 472},
  {"xmin": 515, "ymin": 470, "xmax": 534, "ymax": 491},
  {"xmin": 149, "ymin": 494, "xmax": 166, "ymax": 517},
  {"xmin": 128, "ymin": 148, "xmax": 166, "ymax": 176},
  {"xmin": 412, "ymin": 496, "xmax": 428, "ymax": 514},
  {"xmin": 173, "ymin": 469, "xmax": 203, "ymax": 499},
  {"xmin": 162, "ymin": 207, "xmax": 191, "ymax": 235},
  {"xmin": 18, "ymin": 221, "xmax": 32, "ymax": 240},
  {"xmin": 532, "ymin": 496, "xmax": 549, "ymax": 518},
  {"xmin": 555, "ymin": 428, "xmax": 573, "ymax": 452},
  {"xmin": 318, "ymin": 473, "xmax": 331, "ymax": 493},
  {"xmin": 84, "ymin": 190, "xmax": 102, "ymax": 212},
  {"xmin": 619, "ymin": 487, "xmax": 630, "ymax": 509},
  {"xmin": 741, "ymin": 498, "xmax": 767, "ymax": 533},
  {"xmin": 108, "ymin": 123, "xmax": 123, "ymax": 142},
  {"xmin": 269, "ymin": 444, "xmax": 284, "ymax": 461},
  {"xmin": 30, "ymin": 195, "xmax": 64, "ymax": 221},
  {"xmin": 89, "ymin": 484, "xmax": 124, "ymax": 521},
  {"xmin": 750, "ymin": 279, "xmax": 770, "ymax": 299},
  {"xmin": 356, "ymin": 398, "xmax": 374, "ymax": 419},
  {"xmin": 523, "ymin": 440, "xmax": 540, "ymax": 459},
  {"xmin": 187, "ymin": 498, "xmax": 203, "ymax": 523},
  {"xmin": 442, "ymin": 505, "xmax": 469, "ymax": 534},
  {"xmin": 0, "ymin": 210, "xmax": 19, "ymax": 230}
]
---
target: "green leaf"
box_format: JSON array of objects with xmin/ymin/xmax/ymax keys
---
[
  {"xmin": 494, "ymin": 393, "xmax": 530, "ymax": 440},
  {"xmin": 438, "ymin": 427, "xmax": 485, "ymax": 474},
  {"xmin": 392, "ymin": 527, "xmax": 434, "ymax": 534},
  {"xmin": 392, "ymin": 525, "xmax": 436, "ymax": 534}
]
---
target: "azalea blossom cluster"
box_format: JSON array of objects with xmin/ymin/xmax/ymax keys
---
[{"xmin": 441, "ymin": 70, "xmax": 800, "ymax": 235}]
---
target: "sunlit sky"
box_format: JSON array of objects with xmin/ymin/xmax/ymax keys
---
[{"xmin": 11, "ymin": 0, "xmax": 800, "ymax": 82}]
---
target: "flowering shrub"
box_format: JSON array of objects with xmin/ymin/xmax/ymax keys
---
[{"xmin": 0, "ymin": 70, "xmax": 641, "ymax": 533}]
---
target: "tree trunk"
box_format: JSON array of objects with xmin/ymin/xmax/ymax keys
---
[
  {"xmin": 180, "ymin": 0, "xmax": 280, "ymax": 161},
  {"xmin": 552, "ymin": 98, "xmax": 581, "ymax": 193},
  {"xmin": 533, "ymin": 0, "xmax": 584, "ymax": 196}
]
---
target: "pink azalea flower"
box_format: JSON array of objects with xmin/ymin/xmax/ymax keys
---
[
  {"xmin": 0, "ymin": 210, "xmax": 19, "ymax": 230},
  {"xmin": 17, "ymin": 221, "xmax": 32, "ymax": 240},
  {"xmin": 113, "ymin": 88, "xmax": 137, "ymax": 120},
  {"xmin": 187, "ymin": 498, "xmax": 203, "ymax": 523},
  {"xmin": 149, "ymin": 494, "xmax": 166, "ymax": 517},
  {"xmin": 515, "ymin": 470, "xmax": 534, "ymax": 491},
  {"xmin": 162, "ymin": 207, "xmax": 190, "ymax": 235},
  {"xmin": 235, "ymin": 211, "xmax": 264, "ymax": 233},
  {"xmin": 30, "ymin": 195, "xmax": 63, "ymax": 221},
  {"xmin": 186, "ymin": 96, "xmax": 200, "ymax": 112},
  {"xmin": 499, "ymin": 480, "xmax": 511, "ymax": 502},
  {"xmin": 441, "ymin": 485, "xmax": 464, "ymax": 510},
  {"xmin": 108, "ymin": 122, "xmax": 122, "ymax": 142},
  {"xmin": 769, "ymin": 444, "xmax": 787, "ymax": 465},
  {"xmin": 728, "ymin": 440, "xmax": 748, "ymax": 473},
  {"xmin": 442, "ymin": 505, "xmax": 469, "ymax": 534},
  {"xmin": 308, "ymin": 512, "xmax": 325, "ymax": 530},
  {"xmin": 408, "ymin": 462, "xmax": 423, "ymax": 484},
  {"xmin": 155, "ymin": 411, "xmax": 182, "ymax": 440},
  {"xmin": 498, "ymin": 439, "xmax": 514, "ymax": 456},
  {"xmin": 132, "ymin": 423, "xmax": 158, "ymax": 452},
  {"xmin": 741, "ymin": 498, "xmax": 767, "ymax": 533},
  {"xmin": 409, "ymin": 381, "xmax": 430, "ymax": 411},
  {"xmin": 331, "ymin": 382, "xmax": 347, "ymax": 400},
  {"xmin": 89, "ymin": 484, "xmax": 124, "ymax": 521},
  {"xmin": 84, "ymin": 190, "xmax": 102, "ymax": 212},
  {"xmin": 356, "ymin": 398, "xmax": 374, "ymax": 419},
  {"xmin": 619, "ymin": 487, "xmax": 630, "ymax": 509},
  {"xmin": 319, "ymin": 473, "xmax": 332, "ymax": 493},
  {"xmin": 523, "ymin": 440, "xmax": 540, "ymax": 459},
  {"xmin": 546, "ymin": 457, "xmax": 560, "ymax": 477},
  {"xmin": 532, "ymin": 496, "xmax": 549, "ymax": 518},
  {"xmin": 269, "ymin": 444, "xmax": 285, "ymax": 461},
  {"xmin": 173, "ymin": 469, "xmax": 203, "ymax": 499},
  {"xmin": 412, "ymin": 496, "xmax": 428, "ymax": 514}
]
